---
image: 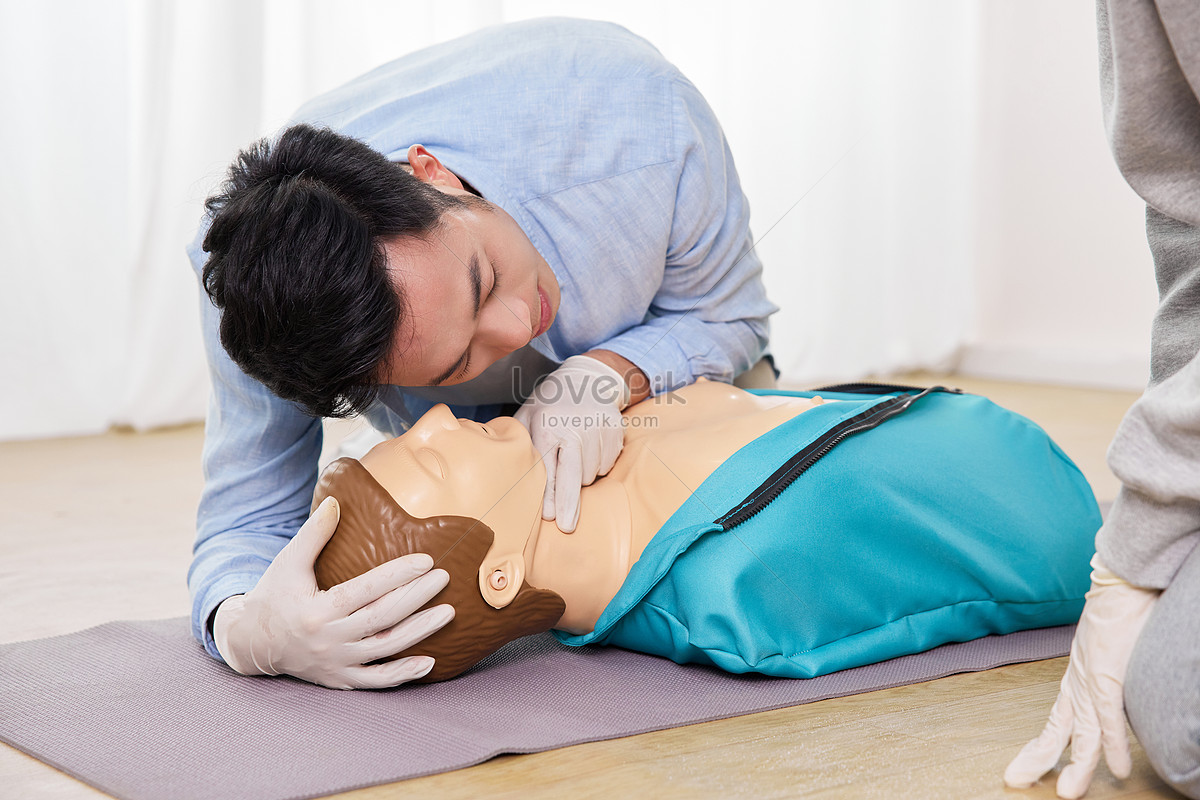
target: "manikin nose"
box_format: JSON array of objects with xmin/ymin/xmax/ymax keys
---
[{"xmin": 413, "ymin": 404, "xmax": 461, "ymax": 434}]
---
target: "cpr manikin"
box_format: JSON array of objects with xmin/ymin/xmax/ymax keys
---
[
  {"xmin": 312, "ymin": 380, "xmax": 826, "ymax": 680},
  {"xmin": 312, "ymin": 379, "xmax": 1100, "ymax": 683}
]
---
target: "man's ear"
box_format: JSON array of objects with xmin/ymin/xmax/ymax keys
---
[{"xmin": 405, "ymin": 144, "xmax": 465, "ymax": 190}]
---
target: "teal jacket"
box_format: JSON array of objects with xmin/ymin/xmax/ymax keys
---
[{"xmin": 556, "ymin": 387, "xmax": 1100, "ymax": 678}]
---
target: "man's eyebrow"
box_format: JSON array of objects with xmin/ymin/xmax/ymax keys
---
[{"xmin": 468, "ymin": 251, "xmax": 482, "ymax": 319}]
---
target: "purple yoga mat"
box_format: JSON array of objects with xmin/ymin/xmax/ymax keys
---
[{"xmin": 0, "ymin": 617, "xmax": 1073, "ymax": 800}]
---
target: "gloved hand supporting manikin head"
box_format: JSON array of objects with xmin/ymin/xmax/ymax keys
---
[{"xmin": 311, "ymin": 457, "xmax": 566, "ymax": 683}]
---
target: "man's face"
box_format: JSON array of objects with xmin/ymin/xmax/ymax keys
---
[{"xmin": 379, "ymin": 187, "xmax": 561, "ymax": 387}]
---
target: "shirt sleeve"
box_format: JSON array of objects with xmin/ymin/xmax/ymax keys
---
[
  {"xmin": 186, "ymin": 235, "xmax": 324, "ymax": 661},
  {"xmin": 1098, "ymin": 340, "xmax": 1200, "ymax": 588},
  {"xmin": 1094, "ymin": 0, "xmax": 1200, "ymax": 586},
  {"xmin": 1095, "ymin": 209, "xmax": 1200, "ymax": 588},
  {"xmin": 595, "ymin": 78, "xmax": 778, "ymax": 394}
]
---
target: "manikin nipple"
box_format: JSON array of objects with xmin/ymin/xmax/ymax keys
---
[{"xmin": 489, "ymin": 569, "xmax": 508, "ymax": 591}]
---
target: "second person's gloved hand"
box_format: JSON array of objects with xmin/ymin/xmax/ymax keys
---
[
  {"xmin": 514, "ymin": 354, "xmax": 632, "ymax": 533},
  {"xmin": 213, "ymin": 495, "xmax": 455, "ymax": 690},
  {"xmin": 1003, "ymin": 553, "xmax": 1160, "ymax": 798}
]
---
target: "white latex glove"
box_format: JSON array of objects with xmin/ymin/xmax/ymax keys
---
[
  {"xmin": 1004, "ymin": 553, "xmax": 1160, "ymax": 798},
  {"xmin": 514, "ymin": 354, "xmax": 631, "ymax": 533},
  {"xmin": 213, "ymin": 496, "xmax": 455, "ymax": 690}
]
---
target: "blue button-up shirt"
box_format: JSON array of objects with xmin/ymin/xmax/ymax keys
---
[{"xmin": 187, "ymin": 17, "xmax": 777, "ymax": 658}]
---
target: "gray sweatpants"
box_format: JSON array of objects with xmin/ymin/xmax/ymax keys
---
[
  {"xmin": 1126, "ymin": 538, "xmax": 1200, "ymax": 797},
  {"xmin": 1117, "ymin": 329, "xmax": 1200, "ymax": 798},
  {"xmin": 1097, "ymin": 2, "xmax": 1200, "ymax": 796}
]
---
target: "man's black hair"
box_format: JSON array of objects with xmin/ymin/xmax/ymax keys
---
[{"xmin": 201, "ymin": 123, "xmax": 467, "ymax": 418}]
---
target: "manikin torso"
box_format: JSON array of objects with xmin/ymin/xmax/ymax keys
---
[{"xmin": 360, "ymin": 379, "xmax": 828, "ymax": 634}]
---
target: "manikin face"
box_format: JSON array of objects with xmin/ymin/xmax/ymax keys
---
[
  {"xmin": 378, "ymin": 145, "xmax": 561, "ymax": 388},
  {"xmin": 359, "ymin": 404, "xmax": 545, "ymax": 609}
]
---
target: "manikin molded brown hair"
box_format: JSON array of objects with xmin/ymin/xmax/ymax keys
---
[{"xmin": 311, "ymin": 458, "xmax": 566, "ymax": 683}]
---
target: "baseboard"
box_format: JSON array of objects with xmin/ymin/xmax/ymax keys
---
[{"xmin": 955, "ymin": 343, "xmax": 1148, "ymax": 392}]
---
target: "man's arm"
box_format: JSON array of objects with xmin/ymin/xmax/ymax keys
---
[
  {"xmin": 187, "ymin": 235, "xmax": 453, "ymax": 688},
  {"xmin": 594, "ymin": 77, "xmax": 778, "ymax": 396},
  {"xmin": 188, "ymin": 236, "xmax": 323, "ymax": 657},
  {"xmin": 583, "ymin": 349, "xmax": 651, "ymax": 406},
  {"xmin": 513, "ymin": 76, "xmax": 775, "ymax": 530}
]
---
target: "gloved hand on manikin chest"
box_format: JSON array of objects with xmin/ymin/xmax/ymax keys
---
[{"xmin": 514, "ymin": 354, "xmax": 633, "ymax": 533}]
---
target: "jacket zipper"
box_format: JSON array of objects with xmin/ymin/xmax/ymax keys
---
[
  {"xmin": 814, "ymin": 381, "xmax": 962, "ymax": 395},
  {"xmin": 716, "ymin": 386, "xmax": 944, "ymax": 530}
]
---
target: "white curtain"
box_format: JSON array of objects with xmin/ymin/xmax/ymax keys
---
[{"xmin": 0, "ymin": 0, "xmax": 979, "ymax": 441}]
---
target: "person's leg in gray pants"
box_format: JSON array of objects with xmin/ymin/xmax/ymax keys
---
[{"xmin": 1125, "ymin": 541, "xmax": 1200, "ymax": 799}]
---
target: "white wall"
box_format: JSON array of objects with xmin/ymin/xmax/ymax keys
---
[
  {"xmin": 0, "ymin": 4, "xmax": 132, "ymax": 439},
  {"xmin": 961, "ymin": 1, "xmax": 1159, "ymax": 390}
]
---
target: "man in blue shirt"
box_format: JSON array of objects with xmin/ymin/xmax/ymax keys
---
[{"xmin": 189, "ymin": 17, "xmax": 777, "ymax": 689}]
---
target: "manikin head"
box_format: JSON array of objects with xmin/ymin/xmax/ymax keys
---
[
  {"xmin": 312, "ymin": 406, "xmax": 563, "ymax": 682},
  {"xmin": 359, "ymin": 406, "xmax": 547, "ymax": 609},
  {"xmin": 201, "ymin": 125, "xmax": 560, "ymax": 419},
  {"xmin": 311, "ymin": 455, "xmax": 565, "ymax": 683}
]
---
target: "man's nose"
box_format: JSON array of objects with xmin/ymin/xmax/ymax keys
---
[{"xmin": 478, "ymin": 296, "xmax": 532, "ymax": 355}]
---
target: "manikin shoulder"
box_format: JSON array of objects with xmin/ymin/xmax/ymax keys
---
[{"xmin": 622, "ymin": 379, "xmax": 810, "ymax": 440}]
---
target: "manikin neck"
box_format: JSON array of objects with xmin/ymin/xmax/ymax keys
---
[{"xmin": 523, "ymin": 477, "xmax": 640, "ymax": 635}]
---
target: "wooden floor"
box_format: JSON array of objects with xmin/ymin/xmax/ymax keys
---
[{"xmin": 0, "ymin": 374, "xmax": 1181, "ymax": 799}]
